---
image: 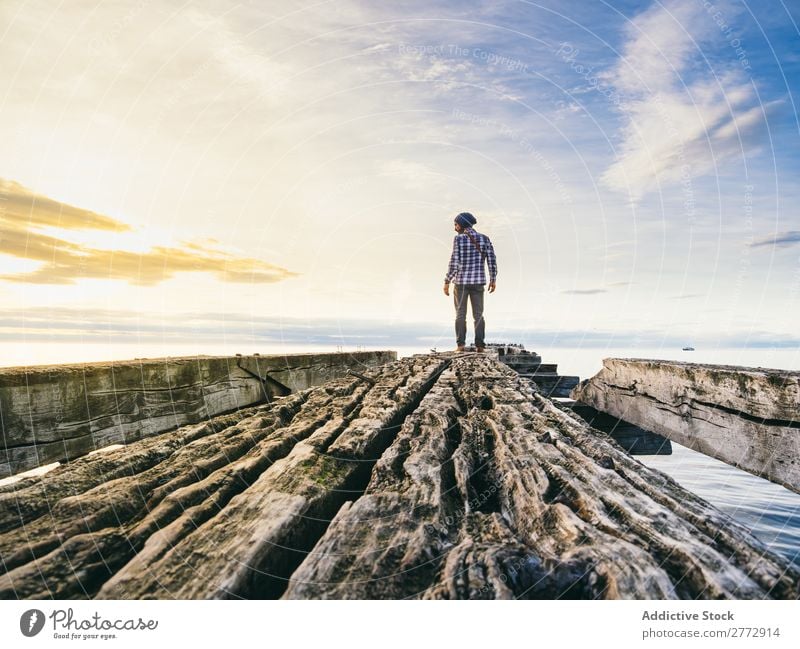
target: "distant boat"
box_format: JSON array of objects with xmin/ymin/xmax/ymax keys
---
[{"xmin": 682, "ymin": 346, "xmax": 695, "ymax": 351}]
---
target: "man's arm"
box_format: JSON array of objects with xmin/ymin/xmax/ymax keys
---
[
  {"xmin": 443, "ymin": 237, "xmax": 459, "ymax": 296},
  {"xmin": 485, "ymin": 236, "xmax": 497, "ymax": 293}
]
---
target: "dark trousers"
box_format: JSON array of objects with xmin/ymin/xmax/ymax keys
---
[{"xmin": 454, "ymin": 284, "xmax": 485, "ymax": 347}]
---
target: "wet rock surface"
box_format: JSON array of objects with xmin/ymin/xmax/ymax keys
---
[{"xmin": 1, "ymin": 354, "xmax": 797, "ymax": 599}]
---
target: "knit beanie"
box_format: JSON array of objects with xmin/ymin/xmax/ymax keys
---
[{"xmin": 454, "ymin": 212, "xmax": 477, "ymax": 228}]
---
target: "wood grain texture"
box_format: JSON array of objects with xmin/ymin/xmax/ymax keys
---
[
  {"xmin": 0, "ymin": 351, "xmax": 396, "ymax": 477},
  {"xmin": 1, "ymin": 354, "xmax": 796, "ymax": 600},
  {"xmin": 572, "ymin": 358, "xmax": 800, "ymax": 493}
]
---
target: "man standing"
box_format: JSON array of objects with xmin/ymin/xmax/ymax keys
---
[{"xmin": 443, "ymin": 212, "xmax": 497, "ymax": 352}]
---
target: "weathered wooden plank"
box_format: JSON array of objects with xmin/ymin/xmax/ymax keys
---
[
  {"xmin": 1, "ymin": 354, "xmax": 796, "ymax": 600},
  {"xmin": 93, "ymin": 355, "xmax": 449, "ymax": 599},
  {"xmin": 283, "ymin": 369, "xmax": 463, "ymax": 599},
  {"xmin": 523, "ymin": 374, "xmax": 580, "ymax": 398},
  {"xmin": 0, "ymin": 351, "xmax": 396, "ymax": 477},
  {"xmin": 572, "ymin": 359, "xmax": 800, "ymax": 493},
  {"xmin": 284, "ymin": 357, "xmax": 797, "ymax": 599},
  {"xmin": 0, "ymin": 389, "xmax": 338, "ymax": 598},
  {"xmin": 569, "ymin": 404, "xmax": 672, "ymax": 455}
]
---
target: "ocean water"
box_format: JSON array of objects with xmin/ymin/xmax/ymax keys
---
[
  {"xmin": 639, "ymin": 443, "xmax": 800, "ymax": 569},
  {"xmin": 0, "ymin": 341, "xmax": 797, "ymax": 568}
]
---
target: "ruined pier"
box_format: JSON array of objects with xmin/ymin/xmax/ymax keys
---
[
  {"xmin": 0, "ymin": 351, "xmax": 395, "ymax": 478},
  {"xmin": 1, "ymin": 353, "xmax": 796, "ymax": 600},
  {"xmin": 573, "ymin": 359, "xmax": 800, "ymax": 494}
]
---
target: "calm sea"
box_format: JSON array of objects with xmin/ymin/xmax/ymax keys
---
[
  {"xmin": 0, "ymin": 341, "xmax": 797, "ymax": 568},
  {"xmin": 641, "ymin": 442, "xmax": 800, "ymax": 568}
]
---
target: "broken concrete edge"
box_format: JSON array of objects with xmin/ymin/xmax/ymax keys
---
[
  {"xmin": 0, "ymin": 351, "xmax": 397, "ymax": 479},
  {"xmin": 572, "ymin": 357, "xmax": 800, "ymax": 494}
]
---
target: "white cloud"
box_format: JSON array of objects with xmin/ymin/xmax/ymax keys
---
[
  {"xmin": 601, "ymin": 0, "xmax": 777, "ymax": 199},
  {"xmin": 380, "ymin": 159, "xmax": 441, "ymax": 189},
  {"xmin": 0, "ymin": 0, "xmax": 794, "ymax": 344},
  {"xmin": 188, "ymin": 8, "xmax": 295, "ymax": 105}
]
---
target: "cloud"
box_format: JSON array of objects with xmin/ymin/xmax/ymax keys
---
[
  {"xmin": 380, "ymin": 159, "xmax": 441, "ymax": 189},
  {"xmin": 750, "ymin": 231, "xmax": 800, "ymax": 248},
  {"xmin": 562, "ymin": 288, "xmax": 607, "ymax": 295},
  {"xmin": 601, "ymin": 0, "xmax": 776, "ymax": 199},
  {"xmin": 389, "ymin": 30, "xmax": 526, "ymax": 101},
  {"xmin": 0, "ymin": 179, "xmax": 129, "ymax": 231},
  {"xmin": 0, "ymin": 179, "xmax": 297, "ymax": 285}
]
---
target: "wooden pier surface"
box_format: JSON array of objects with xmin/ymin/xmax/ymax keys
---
[
  {"xmin": 1, "ymin": 354, "xmax": 796, "ymax": 599},
  {"xmin": 0, "ymin": 351, "xmax": 395, "ymax": 478}
]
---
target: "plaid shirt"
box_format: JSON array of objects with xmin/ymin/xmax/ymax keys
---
[{"xmin": 444, "ymin": 228, "xmax": 498, "ymax": 285}]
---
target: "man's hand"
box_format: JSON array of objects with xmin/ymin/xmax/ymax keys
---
[
  {"xmin": 488, "ymin": 282, "xmax": 496, "ymax": 293},
  {"xmin": 443, "ymin": 282, "xmax": 450, "ymax": 296}
]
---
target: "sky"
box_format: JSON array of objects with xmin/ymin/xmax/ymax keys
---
[{"xmin": 1, "ymin": 0, "xmax": 799, "ymax": 364}]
